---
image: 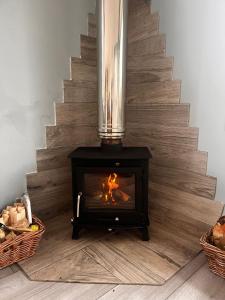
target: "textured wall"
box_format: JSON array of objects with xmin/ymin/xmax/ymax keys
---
[
  {"xmin": 0, "ymin": 0, "xmax": 95, "ymax": 209},
  {"xmin": 152, "ymin": 0, "xmax": 225, "ymax": 202}
]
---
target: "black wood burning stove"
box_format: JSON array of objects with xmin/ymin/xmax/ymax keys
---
[
  {"xmin": 69, "ymin": 145, "xmax": 151, "ymax": 240},
  {"xmin": 69, "ymin": 0, "xmax": 152, "ymax": 240}
]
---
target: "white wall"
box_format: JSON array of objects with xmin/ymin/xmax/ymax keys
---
[
  {"xmin": 152, "ymin": 0, "xmax": 225, "ymax": 202},
  {"xmin": 0, "ymin": 0, "xmax": 95, "ymax": 209}
]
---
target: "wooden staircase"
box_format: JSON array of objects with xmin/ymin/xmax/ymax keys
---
[{"xmin": 27, "ymin": 0, "xmax": 223, "ymax": 240}]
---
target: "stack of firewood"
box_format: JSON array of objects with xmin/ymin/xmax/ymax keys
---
[
  {"xmin": 0, "ymin": 198, "xmax": 34, "ymax": 243},
  {"xmin": 0, "ymin": 203, "xmax": 29, "ymax": 228}
]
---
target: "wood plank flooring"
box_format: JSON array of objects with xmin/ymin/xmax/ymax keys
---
[
  {"xmin": 1, "ymin": 252, "xmax": 225, "ymax": 299},
  {"xmin": 17, "ymin": 187, "xmax": 223, "ymax": 285}
]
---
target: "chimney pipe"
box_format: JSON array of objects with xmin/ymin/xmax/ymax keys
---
[{"xmin": 97, "ymin": 0, "xmax": 128, "ymax": 143}]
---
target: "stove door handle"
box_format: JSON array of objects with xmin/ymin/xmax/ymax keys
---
[{"xmin": 76, "ymin": 192, "xmax": 82, "ymax": 218}]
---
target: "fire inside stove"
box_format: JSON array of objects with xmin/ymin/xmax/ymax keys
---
[
  {"xmin": 101, "ymin": 173, "xmax": 130, "ymax": 204},
  {"xmin": 84, "ymin": 172, "xmax": 135, "ymax": 210}
]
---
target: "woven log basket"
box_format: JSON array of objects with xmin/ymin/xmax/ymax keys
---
[
  {"xmin": 200, "ymin": 229, "xmax": 225, "ymax": 279},
  {"xmin": 0, "ymin": 215, "xmax": 45, "ymax": 269}
]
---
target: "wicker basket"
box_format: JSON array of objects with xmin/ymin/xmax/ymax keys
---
[
  {"xmin": 200, "ymin": 229, "xmax": 225, "ymax": 278},
  {"xmin": 0, "ymin": 215, "xmax": 45, "ymax": 269}
]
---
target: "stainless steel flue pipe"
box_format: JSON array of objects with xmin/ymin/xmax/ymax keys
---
[{"xmin": 97, "ymin": 0, "xmax": 128, "ymax": 142}]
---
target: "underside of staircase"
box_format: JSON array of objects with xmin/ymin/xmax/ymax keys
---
[{"xmin": 27, "ymin": 0, "xmax": 223, "ymax": 239}]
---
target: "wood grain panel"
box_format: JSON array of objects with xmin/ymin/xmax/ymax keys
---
[
  {"xmin": 151, "ymin": 149, "xmax": 208, "ymax": 175},
  {"xmin": 29, "ymin": 280, "xmax": 114, "ymax": 300},
  {"xmin": 29, "ymin": 184, "xmax": 72, "ymax": 220},
  {"xmin": 146, "ymin": 221, "xmax": 200, "ymax": 266},
  {"xmin": 19, "ymin": 212, "xmax": 108, "ymax": 277},
  {"xmin": 127, "ymin": 56, "xmax": 173, "ymax": 83},
  {"xmin": 150, "ymin": 202, "xmax": 211, "ymax": 245},
  {"xmin": 128, "ymin": 12, "xmax": 159, "ymax": 43},
  {"xmin": 101, "ymin": 234, "xmax": 179, "ymax": 281},
  {"xmin": 128, "ymin": 55, "xmax": 173, "ymax": 71},
  {"xmin": 128, "ymin": 0, "xmax": 151, "ymax": 18},
  {"xmin": 27, "ymin": 167, "xmax": 71, "ymax": 192},
  {"xmin": 80, "ymin": 33, "xmax": 167, "ymax": 61},
  {"xmin": 127, "ymin": 104, "xmax": 190, "ymax": 127},
  {"xmin": 71, "ymin": 57, "xmax": 96, "ymax": 82},
  {"xmin": 19, "ymin": 202, "xmax": 223, "ymax": 285},
  {"xmin": 127, "ymin": 80, "xmax": 181, "ymax": 104},
  {"xmin": 0, "ymin": 271, "xmax": 55, "ymax": 300},
  {"xmin": 55, "ymin": 102, "xmax": 189, "ymax": 127},
  {"xmin": 46, "ymin": 125, "xmax": 98, "ymax": 149},
  {"xmin": 56, "ymin": 102, "xmax": 97, "ymax": 126},
  {"xmin": 125, "ymin": 126, "xmax": 199, "ymax": 151},
  {"xmin": 84, "ymin": 242, "xmax": 161, "ymax": 284},
  {"xmin": 150, "ymin": 164, "xmax": 217, "ymax": 199},
  {"xmin": 99, "ymin": 254, "xmax": 206, "ymax": 300},
  {"xmin": 80, "ymin": 35, "xmax": 96, "ymax": 61},
  {"xmin": 27, "ymin": 168, "xmax": 72, "ymax": 219},
  {"xmin": 36, "ymin": 147, "xmax": 72, "ymax": 172},
  {"xmin": 126, "ymin": 128, "xmax": 207, "ymax": 174},
  {"xmin": 167, "ymin": 263, "xmax": 225, "ymax": 300},
  {"xmin": 31, "ymin": 250, "xmax": 121, "ymax": 283},
  {"xmin": 127, "ymin": 69, "xmax": 172, "ymax": 84},
  {"xmin": 63, "ymin": 80, "xmax": 97, "ymax": 102},
  {"xmin": 150, "ymin": 182, "xmax": 224, "ymax": 226},
  {"xmin": 128, "ymin": 34, "xmax": 166, "ymax": 57}
]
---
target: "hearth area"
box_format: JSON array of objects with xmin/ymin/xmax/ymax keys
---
[{"xmin": 69, "ymin": 144, "xmax": 151, "ymax": 240}]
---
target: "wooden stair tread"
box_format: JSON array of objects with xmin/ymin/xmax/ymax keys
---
[
  {"xmin": 70, "ymin": 57, "xmax": 96, "ymax": 82},
  {"xmin": 128, "ymin": 12, "xmax": 159, "ymax": 43},
  {"xmin": 45, "ymin": 123, "xmax": 206, "ymax": 174},
  {"xmin": 36, "ymin": 146, "xmax": 72, "ymax": 171},
  {"xmin": 150, "ymin": 182, "xmax": 224, "ymax": 226},
  {"xmin": 127, "ymin": 80, "xmax": 181, "ymax": 104},
  {"xmin": 46, "ymin": 124, "xmax": 99, "ymax": 149},
  {"xmin": 126, "ymin": 126, "xmax": 198, "ymax": 152},
  {"xmin": 129, "ymin": 0, "xmax": 151, "ymax": 19},
  {"xmin": 127, "ymin": 103, "xmax": 190, "ymax": 127},
  {"xmin": 80, "ymin": 33, "xmax": 167, "ymax": 61},
  {"xmin": 55, "ymin": 102, "xmax": 190, "ymax": 127},
  {"xmin": 63, "ymin": 80, "xmax": 97, "ymax": 102},
  {"xmin": 64, "ymin": 80, "xmax": 181, "ymax": 103},
  {"xmin": 27, "ymin": 167, "xmax": 71, "ymax": 192},
  {"xmin": 150, "ymin": 164, "xmax": 217, "ymax": 200},
  {"xmin": 29, "ymin": 184, "xmax": 71, "ymax": 220},
  {"xmin": 128, "ymin": 55, "xmax": 173, "ymax": 70},
  {"xmin": 128, "ymin": 34, "xmax": 166, "ymax": 57}
]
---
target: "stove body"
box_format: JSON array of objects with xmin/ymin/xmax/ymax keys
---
[{"xmin": 69, "ymin": 145, "xmax": 151, "ymax": 240}]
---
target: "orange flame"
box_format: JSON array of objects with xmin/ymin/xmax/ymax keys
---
[
  {"xmin": 101, "ymin": 173, "xmax": 130, "ymax": 204},
  {"xmin": 102, "ymin": 173, "xmax": 119, "ymax": 203}
]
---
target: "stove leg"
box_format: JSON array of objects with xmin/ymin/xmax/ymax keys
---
[
  {"xmin": 140, "ymin": 226, "xmax": 149, "ymax": 241},
  {"xmin": 72, "ymin": 223, "xmax": 80, "ymax": 240}
]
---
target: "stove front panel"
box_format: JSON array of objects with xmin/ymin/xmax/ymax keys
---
[{"xmin": 69, "ymin": 147, "xmax": 151, "ymax": 237}]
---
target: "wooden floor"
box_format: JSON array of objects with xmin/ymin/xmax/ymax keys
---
[
  {"xmin": 1, "ymin": 252, "xmax": 225, "ymax": 300},
  {"xmin": 14, "ymin": 188, "xmax": 223, "ymax": 285}
]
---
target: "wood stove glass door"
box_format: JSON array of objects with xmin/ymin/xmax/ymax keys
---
[{"xmin": 75, "ymin": 167, "xmax": 142, "ymax": 212}]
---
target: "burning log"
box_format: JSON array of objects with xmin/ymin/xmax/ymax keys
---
[{"xmin": 112, "ymin": 189, "xmax": 130, "ymax": 202}]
